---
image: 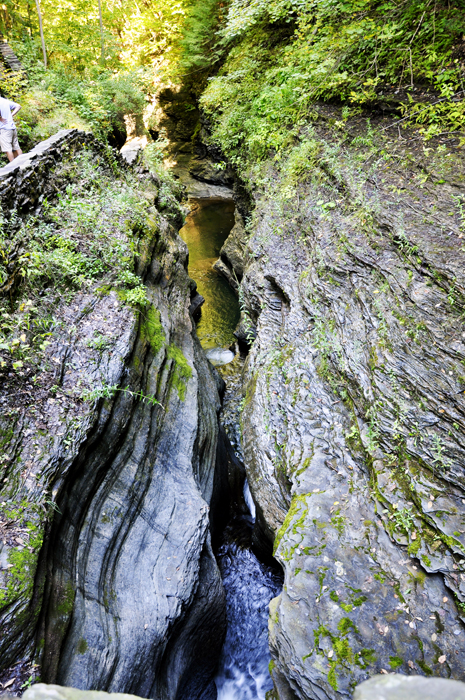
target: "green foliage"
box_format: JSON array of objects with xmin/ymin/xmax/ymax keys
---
[
  {"xmin": 124, "ymin": 285, "xmax": 149, "ymax": 308},
  {"xmin": 3, "ymin": 43, "xmax": 147, "ymax": 149},
  {"xmin": 200, "ymin": 0, "xmax": 465, "ymax": 176},
  {"xmin": 1, "ymin": 0, "xmax": 187, "ymax": 74},
  {"xmin": 175, "ymin": 0, "xmax": 227, "ymax": 78},
  {"xmin": 81, "ymin": 384, "xmax": 164, "ymax": 408},
  {"xmin": 0, "ymin": 150, "xmax": 156, "ymax": 376},
  {"xmin": 392, "ymin": 506, "xmax": 415, "ymax": 534}
]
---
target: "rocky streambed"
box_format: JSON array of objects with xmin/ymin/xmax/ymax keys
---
[{"xmin": 175, "ymin": 167, "xmax": 284, "ymax": 700}]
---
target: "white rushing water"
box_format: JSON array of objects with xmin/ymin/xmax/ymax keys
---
[
  {"xmin": 215, "ymin": 481, "xmax": 281, "ymax": 700},
  {"xmin": 243, "ymin": 479, "xmax": 256, "ymax": 521},
  {"xmin": 214, "ymin": 538, "xmax": 282, "ymax": 700}
]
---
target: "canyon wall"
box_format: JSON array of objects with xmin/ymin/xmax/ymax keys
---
[
  {"xmin": 0, "ymin": 130, "xmax": 227, "ymax": 699},
  {"xmin": 216, "ymin": 113, "xmax": 465, "ymax": 698}
]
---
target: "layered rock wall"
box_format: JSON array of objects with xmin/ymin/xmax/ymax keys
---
[
  {"xmin": 0, "ymin": 131, "xmax": 227, "ymax": 698},
  {"xmin": 218, "ymin": 118, "xmax": 465, "ymax": 698}
]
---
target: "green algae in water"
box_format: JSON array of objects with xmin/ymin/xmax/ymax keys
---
[{"xmin": 179, "ymin": 198, "xmax": 240, "ymax": 349}]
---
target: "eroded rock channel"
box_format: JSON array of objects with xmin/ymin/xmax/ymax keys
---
[{"xmin": 177, "ymin": 178, "xmax": 284, "ymax": 700}]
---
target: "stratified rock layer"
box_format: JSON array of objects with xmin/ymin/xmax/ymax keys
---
[
  {"xmin": 224, "ymin": 123, "xmax": 465, "ymax": 698},
  {"xmin": 0, "ymin": 131, "xmax": 227, "ymax": 699}
]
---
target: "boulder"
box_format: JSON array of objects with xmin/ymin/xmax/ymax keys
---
[
  {"xmin": 354, "ymin": 674, "xmax": 465, "ymax": 700},
  {"xmin": 22, "ymin": 685, "xmax": 142, "ymax": 700}
]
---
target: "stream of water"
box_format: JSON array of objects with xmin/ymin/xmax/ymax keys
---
[
  {"xmin": 179, "ymin": 198, "xmax": 240, "ymax": 351},
  {"xmin": 179, "ymin": 195, "xmax": 282, "ymax": 700},
  {"xmin": 215, "ymin": 509, "xmax": 282, "ymax": 700}
]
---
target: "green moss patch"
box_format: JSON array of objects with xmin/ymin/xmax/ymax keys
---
[
  {"xmin": 273, "ymin": 493, "xmax": 309, "ymax": 556},
  {"xmin": 167, "ymin": 344, "xmax": 193, "ymax": 401},
  {"xmin": 141, "ymin": 306, "xmax": 165, "ymax": 354}
]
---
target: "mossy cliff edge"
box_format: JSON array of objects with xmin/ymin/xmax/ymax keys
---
[{"xmin": 0, "ymin": 133, "xmax": 227, "ymax": 698}]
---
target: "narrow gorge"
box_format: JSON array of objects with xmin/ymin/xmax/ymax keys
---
[{"xmin": 1, "ymin": 1, "xmax": 465, "ymax": 699}]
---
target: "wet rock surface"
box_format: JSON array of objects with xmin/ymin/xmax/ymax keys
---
[
  {"xmin": 188, "ymin": 157, "xmax": 234, "ymax": 188},
  {"xmin": 0, "ymin": 132, "xmax": 227, "ymax": 699},
  {"xmin": 220, "ymin": 120, "xmax": 465, "ymax": 697},
  {"xmin": 213, "ymin": 210, "xmax": 248, "ymax": 293}
]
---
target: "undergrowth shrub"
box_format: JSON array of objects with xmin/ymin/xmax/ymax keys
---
[
  {"xmin": 198, "ymin": 0, "xmax": 465, "ymax": 173},
  {"xmin": 0, "ymin": 150, "xmax": 155, "ymax": 373},
  {"xmin": 1, "ymin": 40, "xmax": 146, "ymax": 150}
]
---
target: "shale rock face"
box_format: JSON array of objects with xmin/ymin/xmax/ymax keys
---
[
  {"xmin": 213, "ymin": 210, "xmax": 248, "ymax": 293},
  {"xmin": 0, "ymin": 131, "xmax": 226, "ymax": 699},
  {"xmin": 219, "ymin": 123, "xmax": 465, "ymax": 698}
]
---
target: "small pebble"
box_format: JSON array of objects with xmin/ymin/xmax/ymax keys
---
[
  {"xmin": 431, "ymin": 633, "xmax": 437, "ymax": 641},
  {"xmin": 443, "ymin": 597, "xmax": 448, "ymax": 603},
  {"xmin": 438, "ymin": 655, "xmax": 446, "ymax": 664}
]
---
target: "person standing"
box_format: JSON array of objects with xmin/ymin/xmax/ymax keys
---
[{"xmin": 0, "ymin": 95, "xmax": 22, "ymax": 162}]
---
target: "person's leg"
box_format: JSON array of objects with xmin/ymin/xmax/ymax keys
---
[
  {"xmin": 0, "ymin": 130, "xmax": 14, "ymax": 162},
  {"xmin": 11, "ymin": 130, "xmax": 21, "ymax": 160}
]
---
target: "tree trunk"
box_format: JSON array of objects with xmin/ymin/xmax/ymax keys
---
[
  {"xmin": 34, "ymin": 0, "xmax": 46, "ymax": 68},
  {"xmin": 98, "ymin": 0, "xmax": 104, "ymax": 64}
]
